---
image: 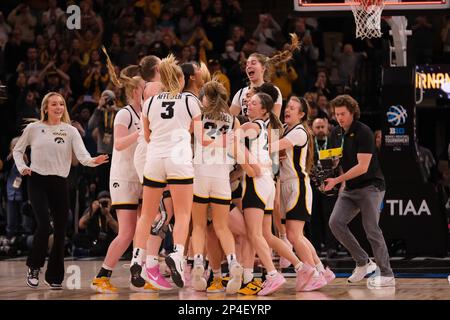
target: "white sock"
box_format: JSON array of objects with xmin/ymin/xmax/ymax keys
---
[
  {"xmin": 146, "ymin": 255, "xmax": 159, "ymax": 268},
  {"xmin": 102, "ymin": 264, "xmax": 113, "ymax": 271},
  {"xmin": 316, "ymin": 262, "xmax": 325, "ymax": 273},
  {"xmin": 294, "ymin": 262, "xmax": 303, "ymax": 272},
  {"xmin": 226, "ymin": 253, "xmax": 237, "ymax": 267},
  {"xmin": 267, "ymin": 270, "xmax": 277, "ymax": 277},
  {"xmin": 280, "ymin": 234, "xmax": 287, "ymax": 241},
  {"xmin": 213, "ymin": 269, "xmax": 222, "ymax": 279},
  {"xmin": 243, "ymin": 268, "xmax": 253, "ymax": 284},
  {"xmin": 173, "ymin": 244, "xmax": 185, "ymax": 258},
  {"xmin": 313, "ymin": 269, "xmax": 320, "ymax": 277},
  {"xmin": 194, "ymin": 254, "xmax": 204, "ymax": 266},
  {"xmin": 131, "ymin": 247, "xmax": 145, "ymax": 266}
]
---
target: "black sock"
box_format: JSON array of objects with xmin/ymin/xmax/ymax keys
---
[{"xmin": 97, "ymin": 267, "xmax": 112, "ymax": 278}]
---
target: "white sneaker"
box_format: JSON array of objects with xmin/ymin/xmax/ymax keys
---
[
  {"xmin": 347, "ymin": 260, "xmax": 377, "ymax": 283},
  {"xmin": 191, "ymin": 263, "xmax": 207, "ymax": 291},
  {"xmin": 165, "ymin": 253, "xmax": 185, "ymax": 288},
  {"xmin": 226, "ymin": 262, "xmax": 243, "ymax": 294},
  {"xmin": 367, "ymin": 275, "xmax": 395, "ymax": 289}
]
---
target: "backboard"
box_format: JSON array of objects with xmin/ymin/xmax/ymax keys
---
[{"xmin": 294, "ymin": 0, "xmax": 450, "ymax": 15}]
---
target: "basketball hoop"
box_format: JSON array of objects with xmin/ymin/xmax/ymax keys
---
[{"xmin": 347, "ymin": 0, "xmax": 385, "ymax": 39}]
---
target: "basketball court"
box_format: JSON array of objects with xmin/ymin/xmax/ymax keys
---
[
  {"xmin": 0, "ymin": 258, "xmax": 449, "ymax": 300},
  {"xmin": 1, "ymin": 0, "xmax": 449, "ymax": 305}
]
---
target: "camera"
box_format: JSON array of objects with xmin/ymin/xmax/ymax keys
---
[
  {"xmin": 100, "ymin": 200, "xmax": 109, "ymax": 208},
  {"xmin": 105, "ymin": 97, "xmax": 115, "ymax": 107},
  {"xmin": 311, "ymin": 159, "xmax": 339, "ymax": 196}
]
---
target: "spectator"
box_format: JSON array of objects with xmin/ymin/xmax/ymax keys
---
[
  {"xmin": 41, "ymin": 0, "xmax": 65, "ymax": 39},
  {"xmin": 231, "ymin": 25, "xmax": 246, "ymax": 52},
  {"xmin": 88, "ymin": 90, "xmax": 119, "ymax": 192},
  {"xmin": 179, "ymin": 45, "xmax": 193, "ymax": 64},
  {"xmin": 157, "ymin": 10, "xmax": 176, "ymax": 35},
  {"xmin": 309, "ymin": 117, "xmax": 339, "ymax": 258},
  {"xmin": 73, "ymin": 191, "xmax": 118, "ymax": 257},
  {"xmin": 253, "ymin": 13, "xmax": 281, "ymax": 56},
  {"xmin": 80, "ymin": 0, "xmax": 104, "ymax": 36},
  {"xmin": 178, "ymin": 4, "xmax": 200, "ymax": 44},
  {"xmin": 225, "ymin": 0, "xmax": 243, "ymax": 26},
  {"xmin": 187, "ymin": 27, "xmax": 213, "ymax": 63},
  {"xmin": 7, "ymin": 3, "xmax": 37, "ymax": 44},
  {"xmin": 271, "ymin": 47, "xmax": 298, "ymax": 102},
  {"xmin": 333, "ymin": 43, "xmax": 364, "ymax": 89},
  {"xmin": 411, "ymin": 16, "xmax": 434, "ymax": 64},
  {"xmin": 209, "ymin": 59, "xmax": 231, "ymax": 97},
  {"xmin": 204, "ymin": 0, "xmax": 229, "ymax": 54},
  {"xmin": 0, "ymin": 12, "xmax": 12, "ymax": 45},
  {"xmin": 296, "ymin": 34, "xmax": 319, "ymax": 93},
  {"xmin": 16, "ymin": 90, "xmax": 40, "ymax": 129},
  {"xmin": 5, "ymin": 28, "xmax": 27, "ymax": 76},
  {"xmin": 135, "ymin": 16, "xmax": 161, "ymax": 51},
  {"xmin": 17, "ymin": 46, "xmax": 43, "ymax": 79},
  {"xmin": 4, "ymin": 138, "xmax": 33, "ymax": 239},
  {"xmin": 83, "ymin": 51, "xmax": 110, "ymax": 100},
  {"xmin": 440, "ymin": 15, "xmax": 450, "ymax": 62},
  {"xmin": 221, "ymin": 39, "xmax": 240, "ymax": 73},
  {"xmin": 375, "ymin": 130, "xmax": 382, "ymax": 151},
  {"xmin": 312, "ymin": 70, "xmax": 337, "ymax": 101}
]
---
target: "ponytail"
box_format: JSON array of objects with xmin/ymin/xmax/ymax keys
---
[
  {"xmin": 256, "ymin": 92, "xmax": 284, "ymax": 136},
  {"xmin": 102, "ymin": 46, "xmax": 143, "ymax": 103},
  {"xmin": 202, "ymin": 81, "xmax": 229, "ymax": 120},
  {"xmin": 159, "ymin": 54, "xmax": 183, "ymax": 98}
]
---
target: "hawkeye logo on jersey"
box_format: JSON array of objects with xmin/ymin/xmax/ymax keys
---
[
  {"xmin": 113, "ymin": 182, "xmax": 120, "ymax": 188},
  {"xmin": 54, "ymin": 137, "xmax": 65, "ymax": 144}
]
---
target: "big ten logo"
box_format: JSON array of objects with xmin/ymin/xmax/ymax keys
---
[
  {"xmin": 389, "ymin": 127, "xmax": 405, "ymax": 135},
  {"xmin": 66, "ymin": 5, "xmax": 81, "ymax": 30},
  {"xmin": 66, "ymin": 265, "xmax": 81, "ymax": 289}
]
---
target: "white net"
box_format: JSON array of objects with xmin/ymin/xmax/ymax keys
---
[{"xmin": 348, "ymin": 0, "xmax": 385, "ymax": 39}]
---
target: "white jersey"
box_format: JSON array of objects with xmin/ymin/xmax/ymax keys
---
[
  {"xmin": 231, "ymin": 85, "xmax": 283, "ymax": 116},
  {"xmin": 194, "ymin": 112, "xmax": 235, "ymax": 179},
  {"xmin": 110, "ymin": 105, "xmax": 142, "ymax": 182},
  {"xmin": 246, "ymin": 119, "xmax": 272, "ymax": 177},
  {"xmin": 13, "ymin": 121, "xmax": 98, "ymax": 178},
  {"xmin": 142, "ymin": 91, "xmax": 201, "ymax": 160},
  {"xmin": 279, "ymin": 123, "xmax": 309, "ymax": 183}
]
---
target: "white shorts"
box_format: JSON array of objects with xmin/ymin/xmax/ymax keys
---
[
  {"xmin": 143, "ymin": 157, "xmax": 194, "ymax": 188},
  {"xmin": 280, "ymin": 178, "xmax": 312, "ymax": 222},
  {"xmin": 194, "ymin": 176, "xmax": 231, "ymax": 205},
  {"xmin": 134, "ymin": 141, "xmax": 147, "ymax": 184},
  {"xmin": 242, "ymin": 174, "xmax": 275, "ymax": 212},
  {"xmin": 110, "ymin": 179, "xmax": 142, "ymax": 210}
]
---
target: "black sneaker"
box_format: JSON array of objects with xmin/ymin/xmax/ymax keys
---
[
  {"xmin": 27, "ymin": 268, "xmax": 40, "ymax": 288},
  {"xmin": 130, "ymin": 262, "xmax": 145, "ymax": 288},
  {"xmin": 44, "ymin": 280, "xmax": 63, "ymax": 290}
]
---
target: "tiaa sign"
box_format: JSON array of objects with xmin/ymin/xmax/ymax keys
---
[{"xmin": 385, "ymin": 199, "xmax": 431, "ymax": 216}]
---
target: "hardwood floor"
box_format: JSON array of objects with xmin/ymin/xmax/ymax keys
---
[{"xmin": 0, "ymin": 260, "xmax": 448, "ymax": 300}]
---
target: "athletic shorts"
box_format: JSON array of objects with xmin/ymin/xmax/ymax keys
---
[
  {"xmin": 280, "ymin": 178, "xmax": 312, "ymax": 222},
  {"xmin": 231, "ymin": 180, "xmax": 242, "ymax": 200},
  {"xmin": 194, "ymin": 176, "xmax": 231, "ymax": 205},
  {"xmin": 110, "ymin": 179, "xmax": 142, "ymax": 210},
  {"xmin": 143, "ymin": 157, "xmax": 194, "ymax": 188},
  {"xmin": 242, "ymin": 174, "xmax": 275, "ymax": 214},
  {"xmin": 134, "ymin": 141, "xmax": 147, "ymax": 184}
]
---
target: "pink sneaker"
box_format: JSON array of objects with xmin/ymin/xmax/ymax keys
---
[
  {"xmin": 295, "ymin": 264, "xmax": 315, "ymax": 291},
  {"xmin": 302, "ymin": 273, "xmax": 327, "ymax": 292},
  {"xmin": 322, "ymin": 267, "xmax": 336, "ymax": 284},
  {"xmin": 146, "ymin": 265, "xmax": 172, "ymax": 290},
  {"xmin": 257, "ymin": 273, "xmax": 286, "ymax": 296}
]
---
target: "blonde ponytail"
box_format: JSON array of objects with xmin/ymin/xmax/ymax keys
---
[{"xmin": 159, "ymin": 54, "xmax": 183, "ymax": 98}]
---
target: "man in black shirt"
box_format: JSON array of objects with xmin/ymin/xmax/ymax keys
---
[{"xmin": 324, "ymin": 95, "xmax": 394, "ymax": 289}]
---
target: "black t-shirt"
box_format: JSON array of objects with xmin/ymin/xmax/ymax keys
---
[{"xmin": 330, "ymin": 121, "xmax": 385, "ymax": 190}]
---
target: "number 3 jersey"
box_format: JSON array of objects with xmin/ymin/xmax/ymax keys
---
[
  {"xmin": 194, "ymin": 112, "xmax": 235, "ymax": 179},
  {"xmin": 142, "ymin": 92, "xmax": 201, "ymax": 160}
]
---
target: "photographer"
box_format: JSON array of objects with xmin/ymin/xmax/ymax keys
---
[
  {"xmin": 324, "ymin": 95, "xmax": 394, "ymax": 288},
  {"xmin": 88, "ymin": 90, "xmax": 118, "ymax": 192},
  {"xmin": 309, "ymin": 118, "xmax": 339, "ymax": 259},
  {"xmin": 74, "ymin": 191, "xmax": 118, "ymax": 257}
]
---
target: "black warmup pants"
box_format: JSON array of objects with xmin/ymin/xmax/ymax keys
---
[{"xmin": 27, "ymin": 172, "xmax": 69, "ymax": 284}]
